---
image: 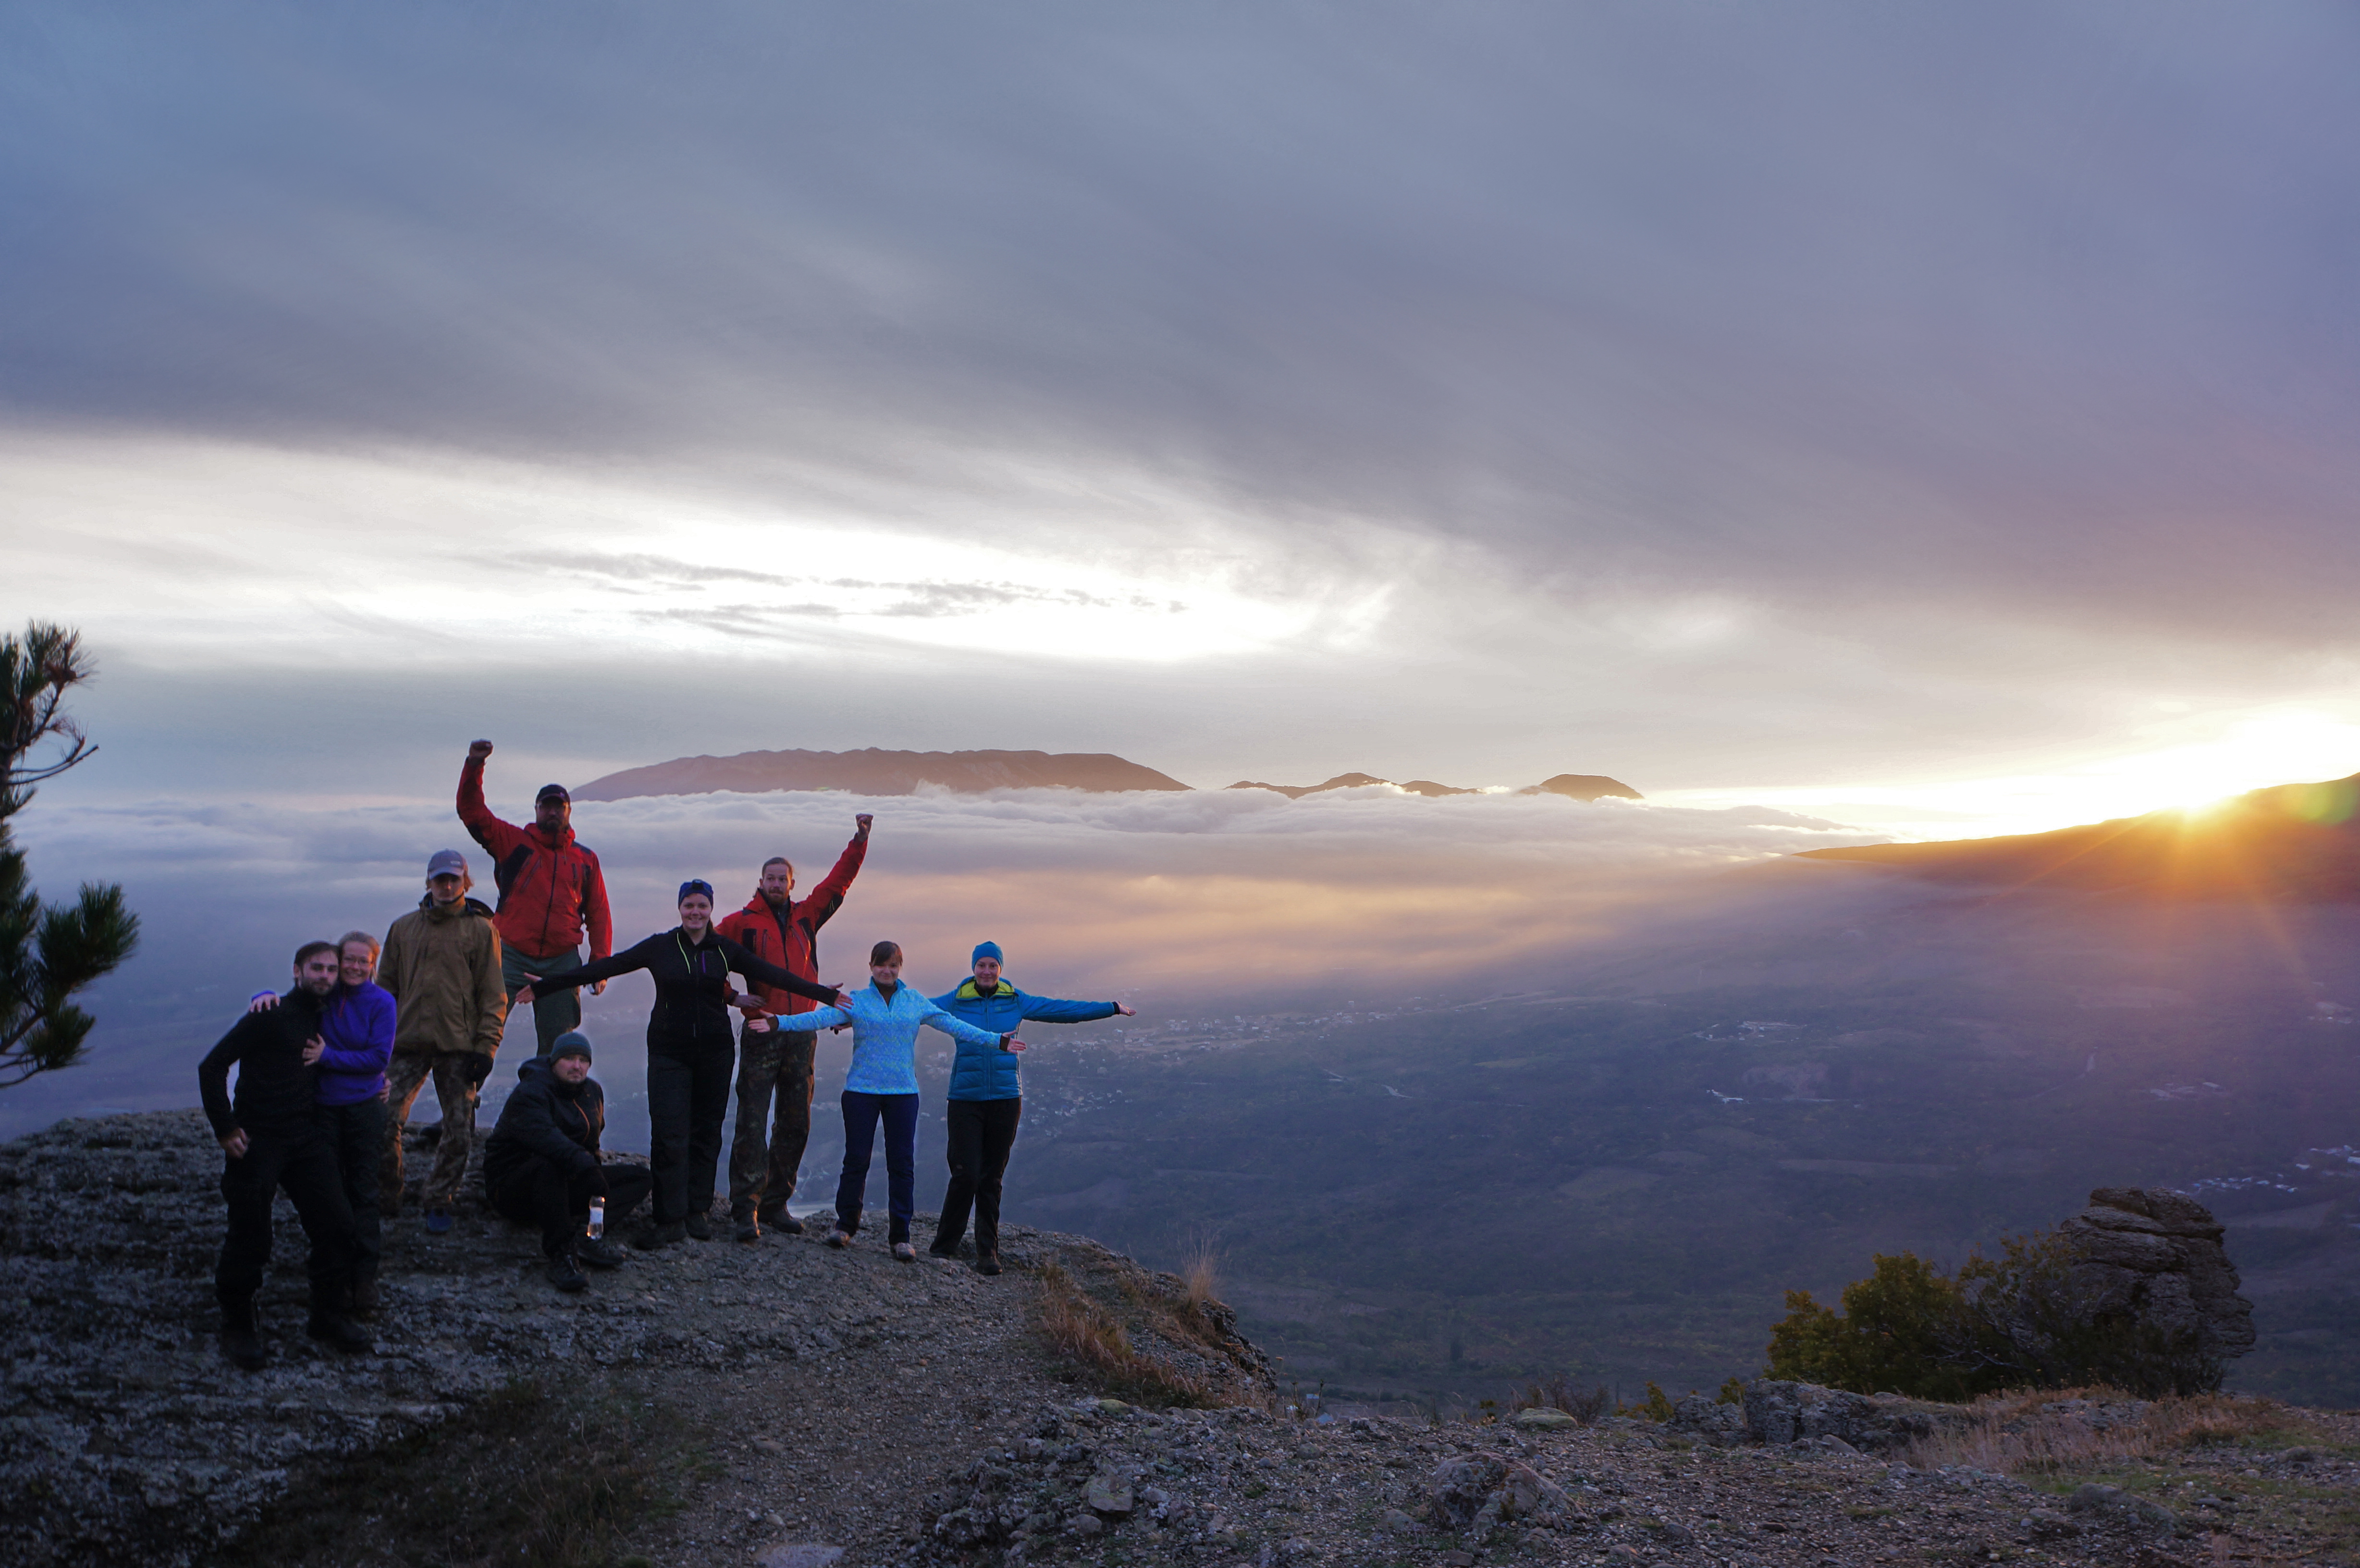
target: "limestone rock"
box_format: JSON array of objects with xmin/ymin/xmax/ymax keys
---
[
  {"xmin": 1086, "ymin": 1474, "xmax": 1134, "ymax": 1515},
  {"xmin": 1667, "ymin": 1393, "xmax": 1747, "ymax": 1444},
  {"xmin": 2059, "ymin": 1188, "xmax": 2256, "ymax": 1365},
  {"xmin": 1741, "ymin": 1380, "xmax": 1971, "ymax": 1451},
  {"xmin": 1513, "ymin": 1406, "xmax": 1578, "ymax": 1430}
]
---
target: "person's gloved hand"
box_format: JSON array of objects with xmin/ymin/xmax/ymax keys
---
[{"xmin": 465, "ymin": 1052, "xmax": 494, "ymax": 1089}]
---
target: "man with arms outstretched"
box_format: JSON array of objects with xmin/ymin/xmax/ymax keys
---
[
  {"xmin": 718, "ymin": 815, "xmax": 872, "ymax": 1241},
  {"xmin": 458, "ymin": 738, "xmax": 612, "ymax": 1058}
]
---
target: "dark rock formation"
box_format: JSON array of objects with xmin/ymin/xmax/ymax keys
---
[
  {"xmin": 1726, "ymin": 1381, "xmax": 1972, "ymax": 1452},
  {"xmin": 2060, "ymin": 1187, "xmax": 2257, "ymax": 1368},
  {"xmin": 573, "ymin": 747, "xmax": 1192, "ymax": 801}
]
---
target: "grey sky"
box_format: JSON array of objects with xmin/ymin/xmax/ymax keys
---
[{"xmin": 4, "ymin": 2, "xmax": 2359, "ymax": 812}]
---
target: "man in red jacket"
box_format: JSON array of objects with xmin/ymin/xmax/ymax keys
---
[
  {"xmin": 718, "ymin": 814, "xmax": 871, "ymax": 1241},
  {"xmin": 458, "ymin": 740, "xmax": 614, "ymax": 1058}
]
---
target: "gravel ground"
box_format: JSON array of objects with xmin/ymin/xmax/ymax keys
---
[{"xmin": 6, "ymin": 1110, "xmax": 2355, "ymax": 1568}]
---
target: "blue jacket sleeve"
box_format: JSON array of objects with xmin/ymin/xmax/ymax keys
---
[
  {"xmin": 922, "ymin": 1004, "xmax": 1004, "ymax": 1050},
  {"xmin": 1017, "ymin": 990, "xmax": 1120, "ymax": 1024},
  {"xmin": 318, "ymin": 989, "xmax": 396, "ymax": 1076},
  {"xmin": 773, "ymin": 1004, "xmax": 851, "ymax": 1033}
]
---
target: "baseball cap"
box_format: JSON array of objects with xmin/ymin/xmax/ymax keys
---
[
  {"xmin": 536, "ymin": 783, "xmax": 571, "ymax": 804},
  {"xmin": 427, "ymin": 849, "xmax": 468, "ymax": 879}
]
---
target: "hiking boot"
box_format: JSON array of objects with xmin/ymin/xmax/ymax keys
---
[
  {"xmin": 545, "ymin": 1249, "xmax": 589, "ymax": 1293},
  {"xmin": 825, "ymin": 1228, "xmax": 853, "ymax": 1249},
  {"xmin": 734, "ymin": 1213, "xmax": 762, "ymax": 1243},
  {"xmin": 219, "ymin": 1300, "xmax": 268, "ymax": 1371},
  {"xmin": 578, "ymin": 1237, "xmax": 629, "ymax": 1270},
  {"xmin": 892, "ymin": 1241, "xmax": 918, "ymax": 1262},
  {"xmin": 976, "ymin": 1250, "xmax": 1003, "ymax": 1277},
  {"xmin": 423, "ymin": 1207, "xmax": 453, "ymax": 1234},
  {"xmin": 631, "ymin": 1219, "xmax": 687, "ymax": 1250},
  {"xmin": 350, "ymin": 1278, "xmax": 379, "ymax": 1317},
  {"xmin": 684, "ymin": 1211, "xmax": 713, "ymax": 1241},
  {"xmin": 306, "ymin": 1311, "xmax": 373, "ymax": 1353},
  {"xmin": 759, "ymin": 1206, "xmax": 801, "ymax": 1236},
  {"xmin": 927, "ymin": 1238, "xmax": 960, "ymax": 1259}
]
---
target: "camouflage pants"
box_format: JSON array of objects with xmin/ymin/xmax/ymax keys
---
[
  {"xmin": 728, "ymin": 1024, "xmax": 815, "ymax": 1215},
  {"xmin": 382, "ymin": 1051, "xmax": 479, "ymax": 1212}
]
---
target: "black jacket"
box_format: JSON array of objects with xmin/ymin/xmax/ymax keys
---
[
  {"xmin": 198, "ymin": 988, "xmax": 329, "ymax": 1141},
  {"xmin": 532, "ymin": 927, "xmax": 836, "ymax": 1055},
  {"xmin": 483, "ymin": 1056, "xmax": 605, "ymax": 1191}
]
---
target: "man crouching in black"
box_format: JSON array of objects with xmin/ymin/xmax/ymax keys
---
[
  {"xmin": 483, "ymin": 1031, "xmax": 651, "ymax": 1292},
  {"xmin": 198, "ymin": 940, "xmax": 371, "ymax": 1369}
]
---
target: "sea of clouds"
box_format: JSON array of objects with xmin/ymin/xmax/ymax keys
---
[{"xmin": 5, "ymin": 784, "xmax": 1881, "ymax": 1138}]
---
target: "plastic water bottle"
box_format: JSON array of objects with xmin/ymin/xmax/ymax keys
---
[{"xmin": 588, "ymin": 1200, "xmax": 604, "ymax": 1240}]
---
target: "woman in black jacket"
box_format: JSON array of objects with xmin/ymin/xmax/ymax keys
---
[{"xmin": 515, "ymin": 880, "xmax": 844, "ymax": 1247}]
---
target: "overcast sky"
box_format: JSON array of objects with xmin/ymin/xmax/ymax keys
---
[{"xmin": 6, "ymin": 2, "xmax": 2360, "ymax": 826}]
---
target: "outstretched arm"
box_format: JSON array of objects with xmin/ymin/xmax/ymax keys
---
[
  {"xmin": 767, "ymin": 1004, "xmax": 852, "ymax": 1033},
  {"xmin": 513, "ymin": 935, "xmax": 653, "ymax": 1004},
  {"xmin": 1019, "ymin": 993, "xmax": 1130, "ymax": 1024},
  {"xmin": 713, "ymin": 935, "xmax": 844, "ymax": 1006},
  {"xmin": 921, "ymin": 1004, "xmax": 1017, "ymax": 1052}
]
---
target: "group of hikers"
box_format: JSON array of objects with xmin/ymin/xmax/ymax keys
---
[{"xmin": 196, "ymin": 740, "xmax": 1136, "ymax": 1369}]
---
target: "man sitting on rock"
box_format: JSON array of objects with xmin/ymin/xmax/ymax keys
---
[
  {"xmin": 482, "ymin": 1032, "xmax": 649, "ymax": 1292},
  {"xmin": 198, "ymin": 940, "xmax": 372, "ymax": 1368}
]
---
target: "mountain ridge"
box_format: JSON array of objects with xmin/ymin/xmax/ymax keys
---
[
  {"xmin": 575, "ymin": 748, "xmax": 1645, "ymax": 803},
  {"xmin": 1795, "ymin": 772, "xmax": 2360, "ymax": 899}
]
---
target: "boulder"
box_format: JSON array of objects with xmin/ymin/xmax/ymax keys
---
[
  {"xmin": 1513, "ymin": 1407, "xmax": 1579, "ymax": 1431},
  {"xmin": 1667, "ymin": 1394, "xmax": 1747, "ymax": 1445},
  {"xmin": 2058, "ymin": 1188, "xmax": 2256, "ymax": 1365},
  {"xmin": 1741, "ymin": 1381, "xmax": 1970, "ymax": 1451}
]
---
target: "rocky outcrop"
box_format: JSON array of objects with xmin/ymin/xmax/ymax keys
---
[
  {"xmin": 2061, "ymin": 1187, "xmax": 2257, "ymax": 1367},
  {"xmin": 1723, "ymin": 1382, "xmax": 1973, "ymax": 1453}
]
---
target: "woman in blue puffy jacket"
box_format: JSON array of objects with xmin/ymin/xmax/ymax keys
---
[
  {"xmin": 924, "ymin": 940, "xmax": 1136, "ymax": 1275},
  {"xmin": 758, "ymin": 940, "xmax": 1018, "ymax": 1261}
]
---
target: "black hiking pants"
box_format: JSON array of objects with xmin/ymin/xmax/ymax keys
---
[
  {"xmin": 318, "ymin": 1098, "xmax": 384, "ymax": 1285},
  {"xmin": 216, "ymin": 1129, "xmax": 355, "ymax": 1311},
  {"xmin": 647, "ymin": 1039, "xmax": 734, "ymax": 1224},
  {"xmin": 933, "ymin": 1097, "xmax": 1022, "ymax": 1256},
  {"xmin": 489, "ymin": 1156, "xmax": 654, "ymax": 1256}
]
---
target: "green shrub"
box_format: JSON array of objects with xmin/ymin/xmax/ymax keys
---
[{"xmin": 1767, "ymin": 1232, "xmax": 2228, "ymax": 1400}]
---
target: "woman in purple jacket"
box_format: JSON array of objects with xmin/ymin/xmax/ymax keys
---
[{"xmin": 249, "ymin": 930, "xmax": 397, "ymax": 1311}]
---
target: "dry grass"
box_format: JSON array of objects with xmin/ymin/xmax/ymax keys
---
[
  {"xmin": 1036, "ymin": 1262, "xmax": 1237, "ymax": 1408},
  {"xmin": 1903, "ymin": 1387, "xmax": 2323, "ymax": 1476},
  {"xmin": 1180, "ymin": 1235, "xmax": 1221, "ymax": 1318}
]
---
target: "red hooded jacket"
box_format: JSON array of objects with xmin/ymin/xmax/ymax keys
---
[
  {"xmin": 715, "ymin": 826, "xmax": 868, "ymax": 1015},
  {"xmin": 457, "ymin": 759, "xmax": 614, "ymax": 962}
]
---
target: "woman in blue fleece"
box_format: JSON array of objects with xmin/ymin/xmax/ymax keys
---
[
  {"xmin": 761, "ymin": 940, "xmax": 1019, "ymax": 1260},
  {"xmin": 927, "ymin": 940, "xmax": 1135, "ymax": 1275}
]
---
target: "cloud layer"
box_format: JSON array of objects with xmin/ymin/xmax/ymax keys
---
[{"xmin": 3, "ymin": 783, "xmax": 1879, "ymax": 1135}]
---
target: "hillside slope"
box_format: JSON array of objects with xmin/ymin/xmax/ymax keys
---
[{"xmin": 1796, "ymin": 773, "xmax": 2360, "ymax": 898}]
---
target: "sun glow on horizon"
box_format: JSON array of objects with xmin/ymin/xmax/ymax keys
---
[{"xmin": 1660, "ymin": 710, "xmax": 2360, "ymax": 843}]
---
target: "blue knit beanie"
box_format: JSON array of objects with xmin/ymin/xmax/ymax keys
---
[
  {"xmin": 551, "ymin": 1031, "xmax": 593, "ymax": 1064},
  {"xmin": 971, "ymin": 941, "xmax": 1004, "ymax": 966}
]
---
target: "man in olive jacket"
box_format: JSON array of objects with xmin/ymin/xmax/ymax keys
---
[{"xmin": 378, "ymin": 848, "xmax": 508, "ymax": 1228}]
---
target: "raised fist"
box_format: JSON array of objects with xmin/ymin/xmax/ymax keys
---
[
  {"xmin": 856, "ymin": 813, "xmax": 874, "ymax": 831},
  {"xmin": 468, "ymin": 739, "xmax": 494, "ymax": 760}
]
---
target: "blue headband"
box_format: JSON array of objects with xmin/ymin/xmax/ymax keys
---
[
  {"xmin": 971, "ymin": 941, "xmax": 1004, "ymax": 965},
  {"xmin": 678, "ymin": 879, "xmax": 715, "ymax": 903}
]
